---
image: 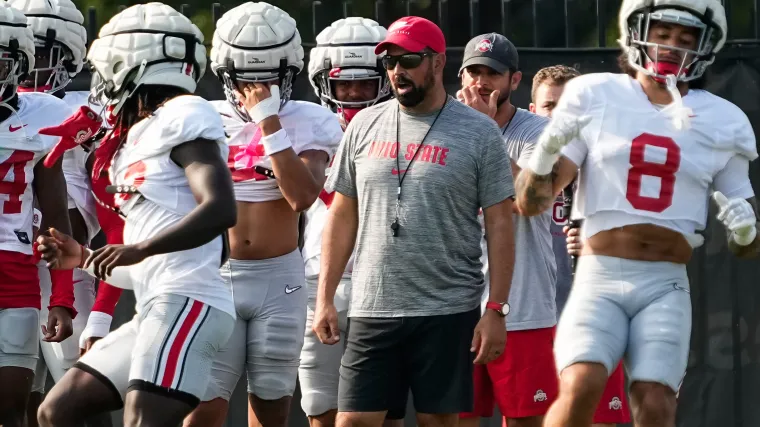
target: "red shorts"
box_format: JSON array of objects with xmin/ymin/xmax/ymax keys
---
[
  {"xmin": 593, "ymin": 361, "xmax": 631, "ymax": 424},
  {"xmin": 0, "ymin": 250, "xmax": 40, "ymax": 309},
  {"xmin": 461, "ymin": 327, "xmax": 559, "ymax": 419}
]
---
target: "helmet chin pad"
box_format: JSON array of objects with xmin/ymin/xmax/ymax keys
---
[
  {"xmin": 339, "ymin": 107, "xmax": 361, "ymax": 125},
  {"xmin": 646, "ymin": 60, "xmax": 689, "ymax": 84}
]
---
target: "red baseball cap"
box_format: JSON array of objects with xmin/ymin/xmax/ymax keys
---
[{"xmin": 375, "ymin": 16, "xmax": 446, "ymax": 55}]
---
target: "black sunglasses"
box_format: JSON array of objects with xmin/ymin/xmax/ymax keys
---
[{"xmin": 381, "ymin": 52, "xmax": 435, "ymax": 70}]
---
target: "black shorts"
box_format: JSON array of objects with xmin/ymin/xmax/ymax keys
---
[{"xmin": 338, "ymin": 307, "xmax": 480, "ymax": 414}]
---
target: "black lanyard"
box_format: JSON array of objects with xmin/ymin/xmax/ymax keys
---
[{"xmin": 391, "ymin": 97, "xmax": 449, "ymax": 237}]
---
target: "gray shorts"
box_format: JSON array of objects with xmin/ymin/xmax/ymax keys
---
[
  {"xmin": 204, "ymin": 250, "xmax": 307, "ymax": 401},
  {"xmin": 78, "ymin": 294, "xmax": 234, "ymax": 406},
  {"xmin": 554, "ymin": 255, "xmax": 691, "ymax": 393},
  {"xmin": 0, "ymin": 307, "xmax": 39, "ymax": 371}
]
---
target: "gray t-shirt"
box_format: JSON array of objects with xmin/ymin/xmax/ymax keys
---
[
  {"xmin": 480, "ymin": 108, "xmax": 557, "ymax": 331},
  {"xmin": 326, "ymin": 97, "xmax": 514, "ymax": 318}
]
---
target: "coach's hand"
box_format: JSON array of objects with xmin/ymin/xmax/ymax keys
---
[
  {"xmin": 472, "ymin": 310, "xmax": 507, "ymax": 364},
  {"xmin": 564, "ymin": 225, "xmax": 582, "ymax": 256},
  {"xmin": 457, "ymin": 86, "xmax": 499, "ymax": 119},
  {"xmin": 42, "ymin": 307, "xmax": 74, "ymax": 343},
  {"xmin": 86, "ymin": 244, "xmax": 148, "ymax": 281},
  {"xmin": 313, "ymin": 301, "xmax": 340, "ymax": 345}
]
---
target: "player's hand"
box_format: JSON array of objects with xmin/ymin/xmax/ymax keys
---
[
  {"xmin": 563, "ymin": 225, "xmax": 583, "ymax": 256},
  {"xmin": 79, "ymin": 337, "xmax": 103, "ymax": 356},
  {"xmin": 457, "ymin": 86, "xmax": 499, "ymax": 119},
  {"xmin": 313, "ymin": 300, "xmax": 340, "ymax": 345},
  {"xmin": 42, "ymin": 307, "xmax": 74, "ymax": 343},
  {"xmin": 234, "ymin": 83, "xmax": 281, "ymax": 123},
  {"xmin": 471, "ymin": 309, "xmax": 507, "ymax": 364},
  {"xmin": 540, "ymin": 114, "xmax": 593, "ymax": 154},
  {"xmin": 86, "ymin": 244, "xmax": 148, "ymax": 281},
  {"xmin": 713, "ymin": 192, "xmax": 757, "ymax": 246},
  {"xmin": 36, "ymin": 228, "xmax": 85, "ymax": 270},
  {"xmin": 79, "ymin": 311, "xmax": 112, "ymax": 356}
]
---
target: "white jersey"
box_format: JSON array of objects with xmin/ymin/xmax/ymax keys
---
[
  {"xmin": 559, "ymin": 73, "xmax": 758, "ymax": 241},
  {"xmin": 61, "ymin": 91, "xmax": 100, "ymax": 242},
  {"xmin": 0, "ymin": 93, "xmax": 72, "ymax": 255},
  {"xmin": 211, "ymin": 100, "xmax": 343, "ymax": 203},
  {"xmin": 110, "ymin": 95, "xmax": 234, "ymax": 317}
]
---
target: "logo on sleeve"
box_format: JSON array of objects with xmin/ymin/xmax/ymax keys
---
[{"xmin": 9, "ymin": 124, "xmax": 27, "ymax": 132}]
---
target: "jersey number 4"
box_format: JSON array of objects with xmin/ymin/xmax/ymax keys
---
[
  {"xmin": 626, "ymin": 133, "xmax": 681, "ymax": 213},
  {"xmin": 0, "ymin": 150, "xmax": 34, "ymax": 214}
]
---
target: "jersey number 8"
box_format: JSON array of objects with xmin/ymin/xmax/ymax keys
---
[{"xmin": 625, "ymin": 133, "xmax": 681, "ymax": 213}]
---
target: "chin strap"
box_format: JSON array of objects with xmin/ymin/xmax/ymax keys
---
[{"xmin": 663, "ymin": 74, "xmax": 693, "ymax": 131}]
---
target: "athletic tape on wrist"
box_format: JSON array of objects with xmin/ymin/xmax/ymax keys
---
[
  {"xmin": 261, "ymin": 129, "xmax": 293, "ymax": 156},
  {"xmin": 79, "ymin": 311, "xmax": 113, "ymax": 348},
  {"xmin": 83, "ymin": 258, "xmax": 133, "ymax": 290},
  {"xmin": 246, "ymin": 85, "xmax": 281, "ymax": 123},
  {"xmin": 527, "ymin": 147, "xmax": 560, "ymax": 176}
]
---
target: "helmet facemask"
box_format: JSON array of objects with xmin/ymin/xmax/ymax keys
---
[
  {"xmin": 218, "ymin": 58, "xmax": 297, "ymax": 123},
  {"xmin": 20, "ymin": 30, "xmax": 72, "ymax": 93},
  {"xmin": 625, "ymin": 7, "xmax": 722, "ymax": 83},
  {"xmin": 314, "ymin": 66, "xmax": 390, "ymax": 125},
  {"xmin": 0, "ymin": 45, "xmax": 28, "ymax": 104}
]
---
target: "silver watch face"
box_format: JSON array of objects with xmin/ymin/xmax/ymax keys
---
[{"xmin": 501, "ymin": 304, "xmax": 510, "ymax": 315}]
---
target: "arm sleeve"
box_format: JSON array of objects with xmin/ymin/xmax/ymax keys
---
[
  {"xmin": 479, "ymin": 124, "xmax": 515, "ymax": 208},
  {"xmin": 48, "ymin": 269, "xmax": 77, "ymax": 318},
  {"xmin": 713, "ymin": 155, "xmax": 755, "ymax": 200},
  {"xmin": 324, "ymin": 123, "xmax": 357, "ymax": 198},
  {"xmin": 90, "ymin": 281, "xmax": 123, "ymax": 315},
  {"xmin": 557, "ymin": 78, "xmax": 593, "ymax": 166}
]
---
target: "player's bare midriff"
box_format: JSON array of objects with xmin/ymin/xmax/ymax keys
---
[
  {"xmin": 582, "ymin": 224, "xmax": 693, "ymax": 264},
  {"xmin": 228, "ymin": 198, "xmax": 300, "ymax": 260}
]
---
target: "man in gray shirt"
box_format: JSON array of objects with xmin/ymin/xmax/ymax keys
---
[
  {"xmin": 456, "ymin": 33, "xmax": 558, "ymax": 427},
  {"xmin": 312, "ymin": 16, "xmax": 516, "ymax": 427}
]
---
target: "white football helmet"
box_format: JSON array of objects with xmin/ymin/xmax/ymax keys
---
[
  {"xmin": 87, "ymin": 3, "xmax": 206, "ymax": 115},
  {"xmin": 0, "ymin": 3, "xmax": 35, "ymax": 103},
  {"xmin": 309, "ymin": 18, "xmax": 390, "ymax": 124},
  {"xmin": 618, "ymin": 0, "xmax": 727, "ymax": 82},
  {"xmin": 210, "ymin": 2, "xmax": 303, "ymax": 122},
  {"xmin": 8, "ymin": 0, "xmax": 86, "ymax": 93}
]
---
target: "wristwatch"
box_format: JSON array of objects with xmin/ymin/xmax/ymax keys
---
[{"xmin": 485, "ymin": 302, "xmax": 510, "ymax": 317}]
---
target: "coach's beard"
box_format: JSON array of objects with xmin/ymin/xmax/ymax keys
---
[{"xmin": 393, "ymin": 70, "xmax": 435, "ymax": 108}]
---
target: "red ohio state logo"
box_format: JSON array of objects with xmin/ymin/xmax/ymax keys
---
[{"xmin": 476, "ymin": 39, "xmax": 493, "ymax": 52}]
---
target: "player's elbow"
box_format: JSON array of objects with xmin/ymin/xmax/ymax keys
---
[
  {"xmin": 204, "ymin": 197, "xmax": 237, "ymax": 231},
  {"xmin": 290, "ymin": 189, "xmax": 320, "ymax": 213}
]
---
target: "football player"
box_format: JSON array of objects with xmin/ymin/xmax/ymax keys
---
[
  {"xmin": 0, "ymin": 3, "xmax": 75, "ymax": 426},
  {"xmin": 302, "ymin": 17, "xmax": 408, "ymax": 427},
  {"xmin": 6, "ymin": 2, "xmax": 105, "ymax": 423},
  {"xmin": 35, "ymin": 3, "xmax": 237, "ymax": 426},
  {"xmin": 515, "ymin": 1, "xmax": 758, "ymax": 426},
  {"xmin": 528, "ymin": 64, "xmax": 631, "ymax": 427},
  {"xmin": 182, "ymin": 3, "xmax": 342, "ymax": 427}
]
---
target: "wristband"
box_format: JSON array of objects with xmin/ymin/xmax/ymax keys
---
[
  {"xmin": 261, "ymin": 129, "xmax": 293, "ymax": 156},
  {"xmin": 79, "ymin": 311, "xmax": 113, "ymax": 349},
  {"xmin": 732, "ymin": 227, "xmax": 757, "ymax": 247},
  {"xmin": 527, "ymin": 146, "xmax": 560, "ymax": 176}
]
